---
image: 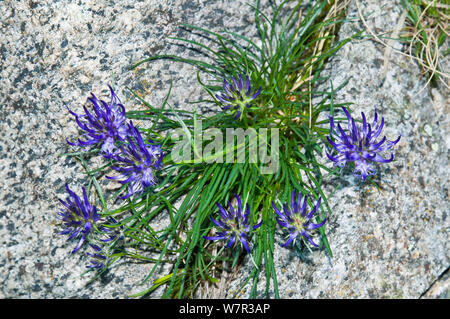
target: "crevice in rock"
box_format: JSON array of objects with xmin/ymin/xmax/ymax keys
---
[{"xmin": 419, "ymin": 265, "xmax": 450, "ymax": 299}]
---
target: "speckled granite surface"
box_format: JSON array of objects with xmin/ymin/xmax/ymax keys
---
[{"xmin": 0, "ymin": 0, "xmax": 448, "ymax": 299}]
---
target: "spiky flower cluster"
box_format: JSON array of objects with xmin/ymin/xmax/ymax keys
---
[
  {"xmin": 66, "ymin": 85, "xmax": 128, "ymax": 158},
  {"xmin": 67, "ymin": 86, "xmax": 163, "ymax": 198},
  {"xmin": 108, "ymin": 121, "xmax": 163, "ymax": 199},
  {"xmin": 204, "ymin": 194, "xmax": 262, "ymax": 252},
  {"xmin": 58, "ymin": 184, "xmax": 123, "ymax": 269},
  {"xmin": 272, "ymin": 190, "xmax": 326, "ymax": 248},
  {"xmin": 326, "ymin": 106, "xmax": 401, "ymax": 180},
  {"xmin": 215, "ymin": 73, "xmax": 261, "ymax": 119}
]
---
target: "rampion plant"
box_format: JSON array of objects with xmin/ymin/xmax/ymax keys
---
[{"xmin": 56, "ymin": 0, "xmax": 393, "ymax": 299}]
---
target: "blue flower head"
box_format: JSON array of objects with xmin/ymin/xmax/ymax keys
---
[
  {"xmin": 272, "ymin": 190, "xmax": 326, "ymax": 248},
  {"xmin": 67, "ymin": 85, "xmax": 128, "ymax": 158},
  {"xmin": 108, "ymin": 121, "xmax": 163, "ymax": 199},
  {"xmin": 204, "ymin": 194, "xmax": 262, "ymax": 253},
  {"xmin": 58, "ymin": 184, "xmax": 100, "ymax": 254},
  {"xmin": 326, "ymin": 106, "xmax": 401, "ymax": 180},
  {"xmin": 215, "ymin": 73, "xmax": 261, "ymax": 119}
]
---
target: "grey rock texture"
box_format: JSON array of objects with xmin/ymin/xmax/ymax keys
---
[{"xmin": 0, "ymin": 0, "xmax": 448, "ymax": 299}]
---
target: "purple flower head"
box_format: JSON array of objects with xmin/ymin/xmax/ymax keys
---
[
  {"xmin": 108, "ymin": 121, "xmax": 163, "ymax": 199},
  {"xmin": 66, "ymin": 85, "xmax": 128, "ymax": 158},
  {"xmin": 86, "ymin": 244, "xmax": 107, "ymax": 269},
  {"xmin": 58, "ymin": 184, "xmax": 100, "ymax": 254},
  {"xmin": 272, "ymin": 190, "xmax": 326, "ymax": 248},
  {"xmin": 215, "ymin": 73, "xmax": 262, "ymax": 119},
  {"xmin": 326, "ymin": 106, "xmax": 401, "ymax": 180},
  {"xmin": 204, "ymin": 194, "xmax": 262, "ymax": 253}
]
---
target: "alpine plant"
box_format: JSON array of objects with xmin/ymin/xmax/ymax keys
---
[{"xmin": 326, "ymin": 106, "xmax": 401, "ymax": 180}]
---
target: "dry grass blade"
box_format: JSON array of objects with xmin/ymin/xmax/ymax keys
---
[
  {"xmin": 406, "ymin": 0, "xmax": 449, "ymax": 94},
  {"xmin": 290, "ymin": 0, "xmax": 352, "ymax": 128}
]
